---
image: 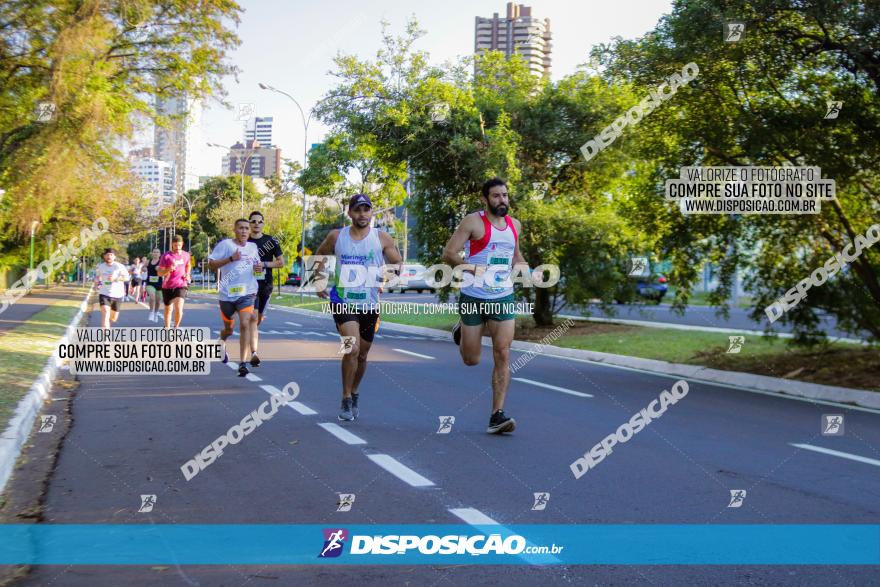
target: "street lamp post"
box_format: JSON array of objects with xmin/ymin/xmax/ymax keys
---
[
  {"xmin": 258, "ymin": 83, "xmax": 330, "ymax": 302},
  {"xmin": 207, "ymin": 142, "xmax": 256, "ymax": 214},
  {"xmin": 29, "ymin": 220, "xmax": 39, "ymax": 273},
  {"xmin": 177, "ymin": 192, "xmax": 202, "ymax": 252},
  {"xmin": 45, "ymin": 234, "xmax": 53, "ymax": 289}
]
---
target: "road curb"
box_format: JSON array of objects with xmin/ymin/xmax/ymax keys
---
[
  {"xmin": 0, "ymin": 286, "xmax": 93, "ymax": 494},
  {"xmin": 263, "ymin": 302, "xmax": 880, "ymax": 410}
]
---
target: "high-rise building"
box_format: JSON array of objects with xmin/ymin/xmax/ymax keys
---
[
  {"xmin": 221, "ymin": 140, "xmax": 282, "ymax": 179},
  {"xmin": 244, "ymin": 116, "xmax": 273, "ymax": 146},
  {"xmin": 131, "ymin": 157, "xmax": 175, "ymax": 215},
  {"xmin": 475, "ymin": 3, "xmax": 552, "ymax": 78},
  {"xmin": 154, "ymin": 94, "xmax": 202, "ymax": 196}
]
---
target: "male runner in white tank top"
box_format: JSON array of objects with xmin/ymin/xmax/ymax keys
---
[
  {"xmin": 314, "ymin": 194, "xmax": 403, "ymax": 422},
  {"xmin": 442, "ymin": 178, "xmax": 528, "ymax": 434}
]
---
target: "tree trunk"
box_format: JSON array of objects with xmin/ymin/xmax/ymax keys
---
[{"xmin": 533, "ymin": 287, "xmax": 553, "ymax": 326}]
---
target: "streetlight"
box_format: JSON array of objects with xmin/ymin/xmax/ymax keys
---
[
  {"xmin": 176, "ymin": 192, "xmax": 202, "ymax": 252},
  {"xmin": 29, "ymin": 221, "xmax": 39, "ymax": 286},
  {"xmin": 258, "ymin": 83, "xmax": 330, "ymax": 301},
  {"xmin": 207, "ymin": 141, "xmax": 257, "ymax": 214},
  {"xmin": 45, "ymin": 234, "xmax": 54, "ymax": 288}
]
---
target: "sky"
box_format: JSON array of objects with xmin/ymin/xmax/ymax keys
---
[{"xmin": 145, "ymin": 0, "xmax": 674, "ymax": 176}]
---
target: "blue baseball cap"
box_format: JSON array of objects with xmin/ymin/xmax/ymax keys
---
[{"xmin": 348, "ymin": 194, "xmax": 372, "ymax": 209}]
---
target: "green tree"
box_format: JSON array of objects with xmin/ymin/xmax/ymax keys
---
[
  {"xmin": 0, "ymin": 0, "xmax": 241, "ymax": 269},
  {"xmin": 315, "ymin": 19, "xmax": 644, "ymax": 324},
  {"xmin": 602, "ymin": 0, "xmax": 880, "ymax": 341}
]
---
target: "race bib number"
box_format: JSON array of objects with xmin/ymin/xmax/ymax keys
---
[
  {"xmin": 486, "ymin": 254, "xmax": 512, "ymax": 291},
  {"xmin": 149, "ymin": 276, "xmax": 159, "ymax": 283},
  {"xmin": 345, "ymin": 291, "xmax": 367, "ymax": 300},
  {"xmin": 254, "ymin": 269, "xmax": 265, "ymax": 280},
  {"xmin": 228, "ymin": 284, "xmax": 246, "ymax": 296}
]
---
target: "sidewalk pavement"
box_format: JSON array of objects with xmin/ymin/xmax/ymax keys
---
[{"xmin": 0, "ymin": 284, "xmax": 88, "ymax": 337}]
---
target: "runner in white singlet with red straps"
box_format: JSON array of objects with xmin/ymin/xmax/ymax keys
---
[{"xmin": 442, "ymin": 178, "xmax": 528, "ymax": 434}]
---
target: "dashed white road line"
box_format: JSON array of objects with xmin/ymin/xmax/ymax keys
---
[
  {"xmin": 512, "ymin": 377, "xmax": 593, "ymax": 398},
  {"xmin": 259, "ymin": 384, "xmax": 317, "ymax": 415},
  {"xmin": 449, "ymin": 508, "xmax": 560, "ymax": 564},
  {"xmin": 367, "ymin": 454, "xmax": 435, "ymax": 487},
  {"xmin": 449, "ymin": 507, "xmax": 498, "ymax": 525},
  {"xmin": 285, "ymin": 321, "xmax": 302, "ymax": 327},
  {"xmin": 393, "ymin": 349, "xmax": 435, "ymax": 360},
  {"xmin": 789, "ymin": 443, "xmax": 880, "ymax": 468},
  {"xmin": 245, "ymin": 373, "xmax": 261, "ymax": 382},
  {"xmin": 318, "ymin": 422, "xmax": 367, "ymax": 445}
]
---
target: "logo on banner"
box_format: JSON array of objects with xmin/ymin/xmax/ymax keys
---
[{"xmin": 319, "ymin": 528, "xmax": 348, "ymax": 558}]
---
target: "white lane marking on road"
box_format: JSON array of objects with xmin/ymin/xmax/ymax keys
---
[
  {"xmin": 543, "ymin": 354, "xmax": 880, "ymax": 415},
  {"xmin": 449, "ymin": 507, "xmax": 498, "ymax": 525},
  {"xmin": 259, "ymin": 384, "xmax": 317, "ymax": 415},
  {"xmin": 318, "ymin": 422, "xmax": 367, "ymax": 445},
  {"xmin": 512, "ymin": 377, "xmax": 594, "ymax": 398},
  {"xmin": 374, "ymin": 334, "xmax": 384, "ymax": 339},
  {"xmin": 285, "ymin": 321, "xmax": 302, "ymax": 327},
  {"xmin": 789, "ymin": 443, "xmax": 880, "ymax": 468},
  {"xmin": 245, "ymin": 373, "xmax": 261, "ymax": 382},
  {"xmin": 449, "ymin": 508, "xmax": 560, "ymax": 564},
  {"xmin": 227, "ymin": 362, "xmax": 238, "ymax": 370},
  {"xmin": 393, "ymin": 349, "xmax": 434, "ymax": 360},
  {"xmin": 367, "ymin": 454, "xmax": 435, "ymax": 487},
  {"xmin": 288, "ymin": 402, "xmax": 317, "ymax": 416}
]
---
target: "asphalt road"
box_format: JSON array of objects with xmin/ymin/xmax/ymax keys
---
[
  {"xmin": 18, "ymin": 295, "xmax": 880, "ymax": 585},
  {"xmin": 373, "ymin": 289, "xmax": 856, "ymax": 339}
]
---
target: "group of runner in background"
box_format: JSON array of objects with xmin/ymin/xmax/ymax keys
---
[
  {"xmin": 92, "ymin": 179, "xmax": 526, "ymax": 434},
  {"xmin": 93, "ymin": 235, "xmax": 193, "ymax": 329}
]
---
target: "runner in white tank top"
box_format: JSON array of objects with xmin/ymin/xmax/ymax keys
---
[
  {"xmin": 315, "ymin": 194, "xmax": 403, "ymax": 422},
  {"xmin": 459, "ymin": 210, "xmax": 518, "ymax": 300},
  {"xmin": 442, "ymin": 178, "xmax": 529, "ymax": 434}
]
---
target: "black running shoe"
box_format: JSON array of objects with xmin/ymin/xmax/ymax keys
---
[
  {"xmin": 351, "ymin": 393, "xmax": 359, "ymax": 420},
  {"xmin": 487, "ymin": 409, "xmax": 516, "ymax": 434},
  {"xmin": 250, "ymin": 353, "xmax": 261, "ymax": 367},
  {"xmin": 452, "ymin": 321, "xmax": 462, "ymax": 346},
  {"xmin": 238, "ymin": 364, "xmax": 249, "ymax": 377},
  {"xmin": 222, "ymin": 348, "xmax": 229, "ymax": 364},
  {"xmin": 338, "ymin": 397, "xmax": 354, "ymax": 422}
]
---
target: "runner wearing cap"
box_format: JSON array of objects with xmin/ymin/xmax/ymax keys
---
[
  {"xmin": 313, "ymin": 194, "xmax": 402, "ymax": 421},
  {"xmin": 442, "ymin": 177, "xmax": 527, "ymax": 434}
]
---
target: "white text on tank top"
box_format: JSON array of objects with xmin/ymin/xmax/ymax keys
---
[
  {"xmin": 334, "ymin": 226, "xmax": 384, "ymax": 307},
  {"xmin": 462, "ymin": 212, "xmax": 516, "ymax": 299}
]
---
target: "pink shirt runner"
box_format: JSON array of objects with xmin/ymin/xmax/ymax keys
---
[{"xmin": 159, "ymin": 251, "xmax": 191, "ymax": 289}]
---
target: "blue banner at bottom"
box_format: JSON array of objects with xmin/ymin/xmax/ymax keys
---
[{"xmin": 0, "ymin": 525, "xmax": 877, "ymax": 565}]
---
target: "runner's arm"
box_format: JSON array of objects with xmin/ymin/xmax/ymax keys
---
[
  {"xmin": 379, "ymin": 231, "xmax": 403, "ymax": 267},
  {"xmin": 207, "ymin": 244, "xmax": 235, "ymax": 271},
  {"xmin": 268, "ymin": 240, "xmax": 285, "ymax": 269},
  {"xmin": 156, "ymin": 256, "xmax": 172, "ymax": 277},
  {"xmin": 312, "ymin": 230, "xmax": 338, "ymax": 298},
  {"xmin": 442, "ymin": 215, "xmax": 477, "ymax": 268},
  {"xmin": 511, "ymin": 218, "xmax": 527, "ymax": 267}
]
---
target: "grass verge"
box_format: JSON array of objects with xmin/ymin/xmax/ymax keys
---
[
  {"xmin": 0, "ymin": 289, "xmax": 87, "ymax": 429},
  {"xmin": 195, "ymin": 289, "xmax": 878, "ymax": 392}
]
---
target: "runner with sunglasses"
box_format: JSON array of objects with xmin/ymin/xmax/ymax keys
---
[{"xmin": 246, "ymin": 210, "xmax": 285, "ymax": 367}]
